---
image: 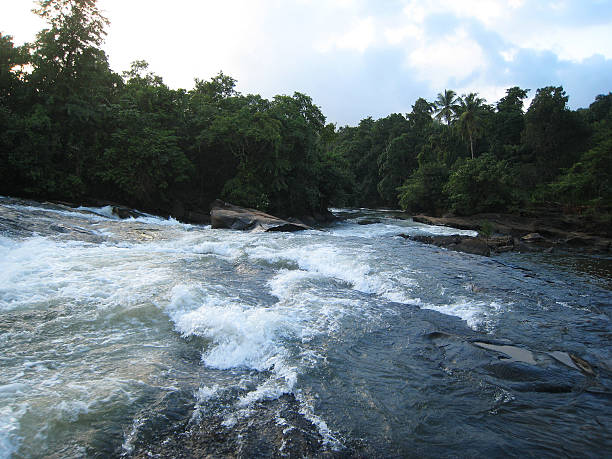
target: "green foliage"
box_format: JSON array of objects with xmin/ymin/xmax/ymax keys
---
[
  {"xmin": 434, "ymin": 89, "xmax": 460, "ymax": 126},
  {"xmin": 377, "ymin": 133, "xmax": 420, "ymax": 203},
  {"xmin": 455, "ymin": 93, "xmax": 488, "ymax": 159},
  {"xmin": 523, "ymin": 86, "xmax": 589, "ymax": 181},
  {"xmin": 397, "ymin": 162, "xmax": 448, "ymax": 214},
  {"xmin": 479, "ymin": 220, "xmax": 494, "ymax": 238},
  {"xmin": 1, "ymin": 0, "xmax": 610, "ymax": 223},
  {"xmin": 444, "ymin": 153, "xmax": 515, "ymax": 215},
  {"xmin": 336, "ymin": 113, "xmax": 411, "ymax": 207},
  {"xmin": 546, "ymin": 137, "xmax": 612, "ymax": 207},
  {"xmin": 490, "ymin": 87, "xmax": 529, "ymax": 158}
]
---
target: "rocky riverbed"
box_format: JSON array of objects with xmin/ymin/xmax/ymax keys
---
[{"xmin": 412, "ymin": 212, "xmax": 611, "ymax": 254}]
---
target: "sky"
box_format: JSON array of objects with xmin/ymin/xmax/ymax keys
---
[{"xmin": 2, "ymin": 0, "xmax": 612, "ymax": 125}]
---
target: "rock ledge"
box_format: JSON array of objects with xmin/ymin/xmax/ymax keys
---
[{"xmin": 210, "ymin": 200, "xmax": 312, "ymax": 232}]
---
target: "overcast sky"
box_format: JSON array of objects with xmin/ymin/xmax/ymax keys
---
[{"xmin": 3, "ymin": 0, "xmax": 612, "ymax": 125}]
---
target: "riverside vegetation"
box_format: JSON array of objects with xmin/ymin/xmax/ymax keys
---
[
  {"xmin": 1, "ymin": 0, "xmax": 611, "ymax": 230},
  {"xmin": 2, "ymin": 3, "xmax": 612, "ymax": 457}
]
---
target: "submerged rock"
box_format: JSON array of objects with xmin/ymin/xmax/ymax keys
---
[
  {"xmin": 357, "ymin": 218, "xmax": 382, "ymax": 225},
  {"xmin": 210, "ymin": 200, "xmax": 312, "ymax": 232}
]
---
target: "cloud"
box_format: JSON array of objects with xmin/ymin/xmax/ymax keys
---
[
  {"xmin": 408, "ymin": 26, "xmax": 487, "ymax": 88},
  {"xmin": 318, "ymin": 17, "xmax": 377, "ymax": 53},
  {"xmin": 2, "ymin": 0, "xmax": 611, "ymax": 125}
]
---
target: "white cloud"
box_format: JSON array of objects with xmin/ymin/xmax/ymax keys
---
[
  {"xmin": 456, "ymin": 82, "xmax": 508, "ymax": 106},
  {"xmin": 508, "ymin": 23, "xmax": 612, "ymax": 61},
  {"xmin": 500, "ymin": 48, "xmax": 518, "ymax": 62},
  {"xmin": 2, "ymin": 0, "xmax": 610, "ymax": 124},
  {"xmin": 402, "ymin": 0, "xmax": 510, "ymax": 27},
  {"xmin": 408, "ymin": 27, "xmax": 487, "ymax": 87},
  {"xmin": 508, "ymin": 0, "xmax": 525, "ymax": 8},
  {"xmin": 384, "ymin": 24, "xmax": 423, "ymax": 45},
  {"xmin": 318, "ymin": 17, "xmax": 377, "ymax": 53}
]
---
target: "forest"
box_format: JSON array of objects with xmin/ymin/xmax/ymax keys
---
[{"xmin": 1, "ymin": 0, "xmax": 611, "ymax": 223}]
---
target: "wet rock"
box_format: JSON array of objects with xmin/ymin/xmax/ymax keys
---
[
  {"xmin": 521, "ymin": 232, "xmax": 545, "ymax": 242},
  {"xmin": 473, "ymin": 342, "xmax": 537, "ymax": 365},
  {"xmin": 548, "ymin": 351, "xmax": 580, "ymax": 371},
  {"xmin": 111, "ymin": 206, "xmax": 144, "ymax": 219},
  {"xmin": 568, "ymin": 353, "xmax": 596, "ymax": 376},
  {"xmin": 425, "ymin": 331, "xmax": 455, "ymax": 340},
  {"xmin": 210, "ymin": 200, "xmax": 311, "ymax": 232},
  {"xmin": 412, "ymin": 213, "xmax": 611, "ymax": 253},
  {"xmin": 185, "ymin": 210, "xmax": 211, "ymax": 225},
  {"xmin": 130, "ymin": 394, "xmax": 327, "ymax": 458},
  {"xmin": 311, "ymin": 209, "xmax": 337, "ymax": 223},
  {"xmin": 455, "ymin": 237, "xmax": 491, "ymax": 256},
  {"xmin": 405, "ymin": 235, "xmax": 490, "ymax": 257},
  {"xmin": 357, "ymin": 218, "xmax": 382, "ymax": 225}
]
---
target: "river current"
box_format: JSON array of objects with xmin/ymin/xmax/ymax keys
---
[{"xmin": 0, "ymin": 197, "xmax": 610, "ymax": 458}]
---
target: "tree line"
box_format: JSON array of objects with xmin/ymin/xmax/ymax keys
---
[
  {"xmin": 1, "ymin": 0, "xmax": 610, "ymax": 223},
  {"xmin": 333, "ymin": 87, "xmax": 611, "ymax": 222},
  {"xmin": 0, "ymin": 0, "xmax": 346, "ymax": 219}
]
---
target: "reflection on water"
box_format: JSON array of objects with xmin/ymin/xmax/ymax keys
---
[{"xmin": 542, "ymin": 253, "xmax": 612, "ymax": 289}]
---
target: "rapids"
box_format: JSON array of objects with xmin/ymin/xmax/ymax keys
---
[{"xmin": 0, "ymin": 197, "xmax": 610, "ymax": 457}]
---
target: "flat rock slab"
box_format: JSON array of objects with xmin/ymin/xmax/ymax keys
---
[
  {"xmin": 473, "ymin": 342, "xmax": 537, "ymax": 365},
  {"xmin": 210, "ymin": 200, "xmax": 311, "ymax": 232}
]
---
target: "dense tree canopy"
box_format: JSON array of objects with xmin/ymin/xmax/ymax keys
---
[
  {"xmin": 1, "ymin": 0, "xmax": 610, "ymax": 224},
  {"xmin": 0, "ymin": 0, "xmax": 345, "ymax": 218}
]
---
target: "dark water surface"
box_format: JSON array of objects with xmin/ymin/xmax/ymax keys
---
[{"xmin": 1, "ymin": 200, "xmax": 610, "ymax": 458}]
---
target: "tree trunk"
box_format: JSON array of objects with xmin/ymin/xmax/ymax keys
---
[{"xmin": 469, "ymin": 133, "xmax": 474, "ymax": 159}]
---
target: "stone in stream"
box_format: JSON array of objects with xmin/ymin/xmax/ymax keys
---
[
  {"xmin": 357, "ymin": 218, "xmax": 382, "ymax": 225},
  {"xmin": 473, "ymin": 341, "xmax": 537, "ymax": 365},
  {"xmin": 568, "ymin": 353, "xmax": 596, "ymax": 376},
  {"xmin": 402, "ymin": 234, "xmax": 491, "ymax": 256},
  {"xmin": 111, "ymin": 205, "xmax": 145, "ymax": 219},
  {"xmin": 210, "ymin": 200, "xmax": 312, "ymax": 232}
]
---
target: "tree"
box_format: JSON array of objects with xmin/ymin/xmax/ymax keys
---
[
  {"xmin": 456, "ymin": 92, "xmax": 487, "ymax": 159},
  {"xmin": 377, "ymin": 99, "xmax": 434, "ymax": 205},
  {"xmin": 434, "ymin": 89, "xmax": 459, "ymax": 126},
  {"xmin": 397, "ymin": 161, "xmax": 448, "ymax": 214},
  {"xmin": 21, "ymin": 0, "xmax": 121, "ymax": 199},
  {"xmin": 31, "ymin": 0, "xmax": 111, "ymax": 91},
  {"xmin": 99, "ymin": 65, "xmax": 193, "ymax": 210},
  {"xmin": 523, "ymin": 86, "xmax": 589, "ymax": 180},
  {"xmin": 587, "ymin": 92, "xmax": 612, "ymax": 124},
  {"xmin": 0, "ymin": 34, "xmax": 30, "ymax": 194},
  {"xmin": 0, "ymin": 34, "xmax": 28, "ymax": 103},
  {"xmin": 547, "ymin": 138, "xmax": 612, "ymax": 207},
  {"xmin": 408, "ymin": 97, "xmax": 435, "ymax": 132},
  {"xmin": 444, "ymin": 153, "xmax": 515, "ymax": 214},
  {"xmin": 491, "ymin": 86, "xmax": 529, "ymax": 158}
]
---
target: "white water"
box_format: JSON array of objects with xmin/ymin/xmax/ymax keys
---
[{"xmin": 0, "ymin": 201, "xmax": 511, "ymax": 457}]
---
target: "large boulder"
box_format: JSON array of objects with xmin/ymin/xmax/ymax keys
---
[{"xmin": 210, "ymin": 200, "xmax": 312, "ymax": 232}]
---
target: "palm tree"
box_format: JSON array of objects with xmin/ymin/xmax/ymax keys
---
[
  {"xmin": 434, "ymin": 89, "xmax": 459, "ymax": 126},
  {"xmin": 456, "ymin": 92, "xmax": 486, "ymax": 159}
]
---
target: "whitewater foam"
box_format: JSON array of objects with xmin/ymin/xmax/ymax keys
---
[
  {"xmin": 421, "ymin": 298, "xmax": 505, "ymax": 330},
  {"xmin": 0, "ymin": 406, "xmax": 24, "ymax": 459}
]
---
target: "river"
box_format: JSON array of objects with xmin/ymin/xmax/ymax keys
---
[{"xmin": 0, "ymin": 197, "xmax": 610, "ymax": 457}]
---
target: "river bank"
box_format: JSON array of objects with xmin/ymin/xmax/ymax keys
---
[{"xmin": 413, "ymin": 211, "xmax": 612, "ymax": 253}]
